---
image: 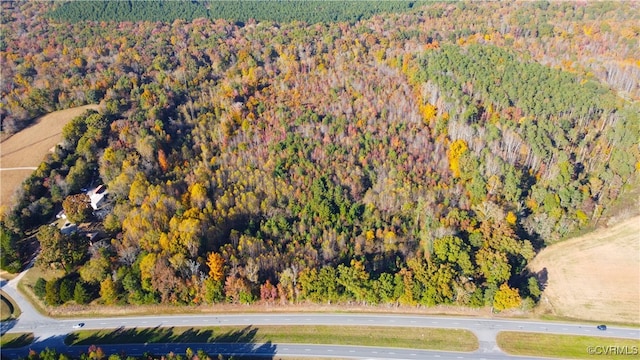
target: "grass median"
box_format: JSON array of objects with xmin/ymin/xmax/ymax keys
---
[
  {"xmin": 0, "ymin": 332, "xmax": 34, "ymax": 348},
  {"xmin": 66, "ymin": 325, "xmax": 478, "ymax": 352},
  {"xmin": 497, "ymin": 332, "xmax": 640, "ymax": 359}
]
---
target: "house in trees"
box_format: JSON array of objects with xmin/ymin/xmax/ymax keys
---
[
  {"xmin": 85, "ymin": 231, "xmax": 101, "ymax": 246},
  {"xmin": 60, "ymin": 221, "xmax": 77, "ymax": 235},
  {"xmin": 89, "ymin": 185, "xmax": 108, "ymax": 210},
  {"xmin": 56, "ymin": 209, "xmax": 67, "ymax": 219}
]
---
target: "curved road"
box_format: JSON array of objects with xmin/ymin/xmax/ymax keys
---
[{"xmin": 2, "ymin": 267, "xmax": 639, "ymax": 359}]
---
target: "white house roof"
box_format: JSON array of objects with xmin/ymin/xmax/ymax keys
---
[{"xmin": 89, "ymin": 185, "xmax": 108, "ymax": 210}]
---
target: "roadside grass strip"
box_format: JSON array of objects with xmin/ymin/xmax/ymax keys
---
[
  {"xmin": 0, "ymin": 333, "xmax": 35, "ymax": 348},
  {"xmin": 66, "ymin": 325, "xmax": 478, "ymax": 351},
  {"xmin": 497, "ymin": 332, "xmax": 640, "ymax": 359}
]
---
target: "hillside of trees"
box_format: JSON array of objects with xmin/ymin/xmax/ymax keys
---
[{"xmin": 1, "ymin": 1, "xmax": 638, "ymax": 311}]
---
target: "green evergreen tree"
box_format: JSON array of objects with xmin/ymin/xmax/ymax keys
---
[
  {"xmin": 0, "ymin": 225, "xmax": 20, "ymax": 273},
  {"xmin": 34, "ymin": 277, "xmax": 47, "ymax": 299},
  {"xmin": 59, "ymin": 278, "xmax": 74, "ymax": 303},
  {"xmin": 74, "ymin": 282, "xmax": 90, "ymax": 304},
  {"xmin": 45, "ymin": 278, "xmax": 61, "ymax": 306}
]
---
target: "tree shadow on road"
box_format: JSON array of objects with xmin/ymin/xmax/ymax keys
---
[
  {"xmin": 0, "ymin": 331, "xmax": 33, "ymax": 348},
  {"xmin": 0, "ymin": 319, "xmax": 16, "ymax": 335},
  {"xmin": 62, "ymin": 324, "xmax": 276, "ymax": 359}
]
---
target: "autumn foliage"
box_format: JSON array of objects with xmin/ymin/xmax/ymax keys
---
[
  {"xmin": 1, "ymin": 1, "xmax": 639, "ymax": 310},
  {"xmin": 207, "ymin": 252, "xmax": 225, "ymax": 282}
]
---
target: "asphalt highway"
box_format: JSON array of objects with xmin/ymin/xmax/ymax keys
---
[
  {"xmin": 1, "ymin": 342, "xmax": 554, "ymax": 360},
  {"xmin": 6, "ymin": 313, "xmax": 640, "ymax": 340}
]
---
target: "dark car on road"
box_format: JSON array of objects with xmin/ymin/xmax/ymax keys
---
[{"xmin": 597, "ymin": 324, "xmax": 607, "ymax": 331}]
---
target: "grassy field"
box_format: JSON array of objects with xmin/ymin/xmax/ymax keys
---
[
  {"xmin": 66, "ymin": 325, "xmax": 479, "ymax": 352},
  {"xmin": 497, "ymin": 332, "xmax": 640, "ymax": 359},
  {"xmin": 0, "ymin": 290, "xmax": 21, "ymax": 321},
  {"xmin": 0, "ymin": 332, "xmax": 34, "ymax": 348},
  {"xmin": 0, "ymin": 104, "xmax": 100, "ymax": 210},
  {"xmin": 528, "ymin": 214, "xmax": 640, "ymax": 324}
]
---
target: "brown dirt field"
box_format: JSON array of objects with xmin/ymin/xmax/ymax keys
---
[
  {"xmin": 0, "ymin": 104, "xmax": 100, "ymax": 208},
  {"xmin": 528, "ymin": 215, "xmax": 640, "ymax": 324}
]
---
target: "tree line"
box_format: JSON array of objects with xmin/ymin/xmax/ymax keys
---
[
  {"xmin": 10, "ymin": 346, "xmax": 242, "ymax": 360},
  {"xmin": 47, "ymin": 0, "xmax": 420, "ymax": 25}
]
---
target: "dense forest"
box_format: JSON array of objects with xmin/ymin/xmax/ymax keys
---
[
  {"xmin": 47, "ymin": 0, "xmax": 420, "ymax": 24},
  {"xmin": 1, "ymin": 1, "xmax": 639, "ymax": 312}
]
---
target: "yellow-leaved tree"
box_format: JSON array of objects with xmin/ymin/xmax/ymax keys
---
[
  {"xmin": 207, "ymin": 252, "xmax": 225, "ymax": 282},
  {"xmin": 493, "ymin": 283, "xmax": 522, "ymax": 311},
  {"xmin": 447, "ymin": 139, "xmax": 468, "ymax": 178}
]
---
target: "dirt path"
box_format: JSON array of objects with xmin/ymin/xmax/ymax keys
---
[
  {"xmin": 0, "ymin": 167, "xmax": 38, "ymax": 171},
  {"xmin": 0, "ymin": 104, "xmax": 100, "ymax": 209},
  {"xmin": 528, "ymin": 216, "xmax": 640, "ymax": 324}
]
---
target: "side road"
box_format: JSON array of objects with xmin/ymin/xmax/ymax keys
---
[{"xmin": 1, "ymin": 260, "xmax": 62, "ymax": 348}]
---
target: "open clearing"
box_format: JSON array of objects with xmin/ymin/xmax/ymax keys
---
[
  {"xmin": 0, "ymin": 104, "xmax": 99, "ymax": 208},
  {"xmin": 528, "ymin": 215, "xmax": 640, "ymax": 324}
]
